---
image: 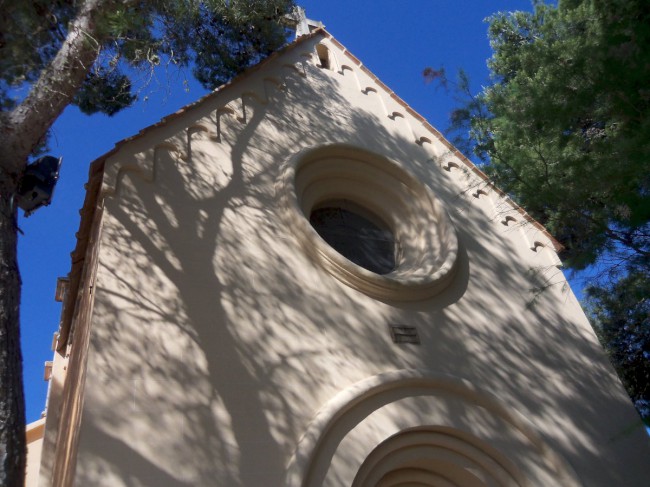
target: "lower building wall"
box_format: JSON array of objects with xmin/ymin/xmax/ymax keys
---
[{"xmin": 25, "ymin": 418, "xmax": 45, "ymax": 487}]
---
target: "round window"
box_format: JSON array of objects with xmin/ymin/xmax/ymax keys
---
[
  {"xmin": 280, "ymin": 144, "xmax": 459, "ymax": 301},
  {"xmin": 309, "ymin": 200, "xmax": 396, "ymax": 275}
]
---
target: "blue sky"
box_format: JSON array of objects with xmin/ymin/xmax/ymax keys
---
[{"xmin": 19, "ymin": 1, "xmax": 536, "ymax": 423}]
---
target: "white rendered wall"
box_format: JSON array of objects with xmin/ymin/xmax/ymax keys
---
[{"xmin": 65, "ymin": 33, "xmax": 650, "ymax": 486}]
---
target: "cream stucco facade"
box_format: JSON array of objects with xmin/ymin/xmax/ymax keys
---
[{"xmin": 29, "ymin": 30, "xmax": 650, "ymax": 486}]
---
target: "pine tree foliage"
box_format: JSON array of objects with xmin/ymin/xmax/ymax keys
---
[
  {"xmin": 439, "ymin": 0, "xmax": 649, "ymax": 424},
  {"xmin": 587, "ymin": 270, "xmax": 650, "ymax": 424},
  {"xmin": 448, "ymin": 0, "xmax": 649, "ymax": 270},
  {"xmin": 1, "ymin": 0, "xmax": 294, "ymax": 118}
]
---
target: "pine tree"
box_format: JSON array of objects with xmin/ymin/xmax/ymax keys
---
[{"xmin": 440, "ymin": 0, "xmax": 649, "ymax": 422}]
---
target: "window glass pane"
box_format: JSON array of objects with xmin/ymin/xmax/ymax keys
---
[{"xmin": 309, "ymin": 203, "xmax": 395, "ymax": 274}]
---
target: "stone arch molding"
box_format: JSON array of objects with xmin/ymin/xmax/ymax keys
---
[
  {"xmin": 352, "ymin": 426, "xmax": 525, "ymax": 487},
  {"xmin": 279, "ymin": 144, "xmax": 459, "ymax": 301},
  {"xmin": 285, "ymin": 369, "xmax": 582, "ymax": 487}
]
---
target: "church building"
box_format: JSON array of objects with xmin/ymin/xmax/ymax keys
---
[{"xmin": 25, "ymin": 25, "xmax": 650, "ymax": 486}]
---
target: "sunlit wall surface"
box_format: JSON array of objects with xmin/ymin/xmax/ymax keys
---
[{"xmin": 37, "ymin": 32, "xmax": 650, "ymax": 487}]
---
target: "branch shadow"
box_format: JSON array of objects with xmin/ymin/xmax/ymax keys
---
[{"xmin": 71, "ymin": 44, "xmax": 648, "ymax": 486}]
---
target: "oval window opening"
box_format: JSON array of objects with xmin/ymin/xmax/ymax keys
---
[{"xmin": 309, "ymin": 201, "xmax": 396, "ymax": 274}]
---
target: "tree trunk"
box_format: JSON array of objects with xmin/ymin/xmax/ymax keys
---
[
  {"xmin": 0, "ymin": 3, "xmax": 133, "ymax": 484},
  {"xmin": 0, "ymin": 189, "xmax": 25, "ymax": 487}
]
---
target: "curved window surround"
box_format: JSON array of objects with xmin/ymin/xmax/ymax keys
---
[
  {"xmin": 279, "ymin": 144, "xmax": 459, "ymax": 301},
  {"xmin": 352, "ymin": 427, "xmax": 526, "ymax": 487},
  {"xmin": 284, "ymin": 370, "xmax": 582, "ymax": 487}
]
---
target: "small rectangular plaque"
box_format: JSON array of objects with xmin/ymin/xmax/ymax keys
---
[{"xmin": 389, "ymin": 324, "xmax": 420, "ymax": 344}]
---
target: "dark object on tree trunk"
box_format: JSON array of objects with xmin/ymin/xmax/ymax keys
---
[{"xmin": 15, "ymin": 156, "xmax": 62, "ymax": 217}]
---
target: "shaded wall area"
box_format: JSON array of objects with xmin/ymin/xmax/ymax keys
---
[{"xmin": 59, "ymin": 33, "xmax": 650, "ymax": 486}]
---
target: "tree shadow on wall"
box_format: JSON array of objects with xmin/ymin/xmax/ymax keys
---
[{"xmin": 76, "ymin": 52, "xmax": 644, "ymax": 487}]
